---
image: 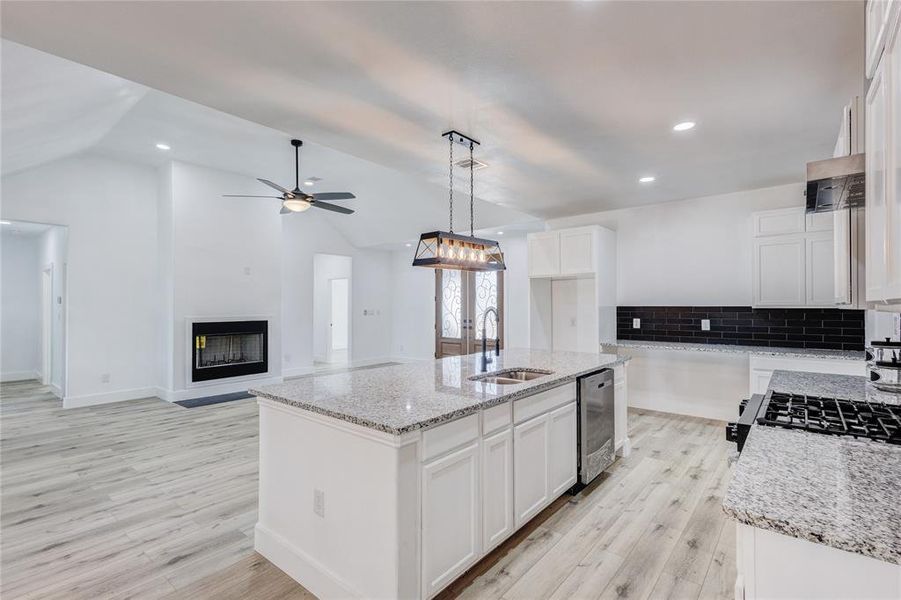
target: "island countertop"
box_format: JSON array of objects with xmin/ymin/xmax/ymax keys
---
[
  {"xmin": 723, "ymin": 370, "xmax": 901, "ymax": 565},
  {"xmin": 250, "ymin": 348, "xmax": 628, "ymax": 435}
]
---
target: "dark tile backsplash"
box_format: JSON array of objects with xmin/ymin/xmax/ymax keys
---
[{"xmin": 617, "ymin": 306, "xmax": 865, "ymax": 351}]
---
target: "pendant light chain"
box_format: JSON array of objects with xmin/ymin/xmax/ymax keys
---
[
  {"xmin": 469, "ymin": 142, "xmax": 475, "ymax": 237},
  {"xmin": 448, "ymin": 135, "xmax": 454, "ymax": 233}
]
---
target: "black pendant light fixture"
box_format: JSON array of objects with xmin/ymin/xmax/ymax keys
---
[{"xmin": 411, "ymin": 131, "xmax": 505, "ymax": 272}]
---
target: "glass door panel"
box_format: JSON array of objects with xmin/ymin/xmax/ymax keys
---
[{"xmin": 435, "ymin": 270, "xmax": 504, "ymax": 358}]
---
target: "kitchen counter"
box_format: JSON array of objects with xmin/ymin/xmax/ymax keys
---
[
  {"xmin": 251, "ymin": 348, "xmax": 628, "ymax": 435},
  {"xmin": 723, "ymin": 370, "xmax": 901, "ymax": 565},
  {"xmin": 606, "ymin": 339, "xmax": 865, "ymax": 361}
]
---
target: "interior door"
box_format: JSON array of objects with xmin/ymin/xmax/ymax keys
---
[{"xmin": 435, "ymin": 270, "xmax": 504, "ymax": 358}]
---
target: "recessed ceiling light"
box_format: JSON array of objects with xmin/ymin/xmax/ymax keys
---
[
  {"xmin": 405, "ymin": 243, "xmax": 413, "ymax": 247},
  {"xmin": 0, "ymin": 221, "xmax": 10, "ymax": 225},
  {"xmin": 497, "ymin": 231, "xmax": 504, "ymax": 235},
  {"xmin": 639, "ymin": 176, "xmax": 656, "ymax": 183},
  {"xmin": 155, "ymin": 143, "xmax": 171, "ymax": 150},
  {"xmin": 303, "ymin": 180, "xmax": 314, "ymax": 187},
  {"xmin": 673, "ymin": 121, "xmax": 696, "ymax": 132}
]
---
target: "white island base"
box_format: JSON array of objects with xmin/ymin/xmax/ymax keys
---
[{"xmin": 254, "ymin": 367, "xmax": 629, "ymax": 599}]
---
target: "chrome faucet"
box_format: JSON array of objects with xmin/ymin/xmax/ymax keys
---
[{"xmin": 481, "ymin": 306, "xmax": 500, "ymax": 372}]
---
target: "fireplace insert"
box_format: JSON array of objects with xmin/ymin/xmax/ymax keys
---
[{"xmin": 191, "ymin": 320, "xmax": 268, "ymax": 383}]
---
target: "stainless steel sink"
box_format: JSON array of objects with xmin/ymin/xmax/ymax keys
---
[{"xmin": 468, "ymin": 368, "xmax": 554, "ymax": 385}]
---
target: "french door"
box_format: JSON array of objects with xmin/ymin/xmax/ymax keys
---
[{"xmin": 435, "ymin": 269, "xmax": 504, "ymax": 358}]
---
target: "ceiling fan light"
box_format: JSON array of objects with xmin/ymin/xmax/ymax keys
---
[{"xmin": 283, "ymin": 198, "xmax": 311, "ymax": 212}]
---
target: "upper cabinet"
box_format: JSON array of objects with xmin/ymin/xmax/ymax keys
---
[
  {"xmin": 866, "ymin": 10, "xmax": 901, "ymax": 305},
  {"xmin": 527, "ymin": 226, "xmax": 606, "ymax": 278},
  {"xmin": 751, "ymin": 207, "xmax": 835, "ymax": 308},
  {"xmin": 867, "ymin": 0, "xmax": 894, "ymax": 78}
]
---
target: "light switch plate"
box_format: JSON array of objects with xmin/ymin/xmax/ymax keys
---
[
  {"xmin": 701, "ymin": 319, "xmax": 711, "ymax": 331},
  {"xmin": 632, "ymin": 318, "xmax": 640, "ymax": 329}
]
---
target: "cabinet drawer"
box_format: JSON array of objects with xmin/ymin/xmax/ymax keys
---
[
  {"xmin": 422, "ymin": 413, "xmax": 479, "ymax": 462},
  {"xmin": 514, "ymin": 383, "xmax": 576, "ymax": 424},
  {"xmin": 482, "ymin": 401, "xmax": 512, "ymax": 436}
]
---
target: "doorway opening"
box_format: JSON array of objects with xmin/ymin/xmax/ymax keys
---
[
  {"xmin": 435, "ymin": 269, "xmax": 504, "ymax": 358},
  {"xmin": 313, "ymin": 254, "xmax": 352, "ymax": 368},
  {"xmin": 0, "ymin": 220, "xmax": 68, "ymax": 398}
]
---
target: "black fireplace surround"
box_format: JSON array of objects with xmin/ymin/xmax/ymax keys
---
[{"xmin": 191, "ymin": 320, "xmax": 268, "ymax": 383}]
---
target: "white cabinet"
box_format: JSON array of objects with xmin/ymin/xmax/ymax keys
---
[
  {"xmin": 749, "ymin": 368, "xmax": 774, "ymax": 396},
  {"xmin": 868, "ymin": 48, "xmax": 891, "ymax": 302},
  {"xmin": 613, "ymin": 365, "xmax": 630, "ymax": 457},
  {"xmin": 547, "ymin": 402, "xmax": 577, "ymax": 497},
  {"xmin": 867, "ymin": 0, "xmax": 893, "ymax": 78},
  {"xmin": 513, "ymin": 414, "xmax": 549, "ymax": 527},
  {"xmin": 481, "ymin": 428, "xmax": 513, "ymax": 553},
  {"xmin": 805, "ymin": 231, "xmax": 836, "ymax": 306},
  {"xmin": 748, "ymin": 355, "xmax": 867, "ymax": 396},
  {"xmin": 886, "ymin": 15, "xmax": 901, "ymax": 301},
  {"xmin": 421, "ymin": 442, "xmax": 481, "ymax": 598},
  {"xmin": 559, "ymin": 229, "xmax": 595, "ymax": 275},
  {"xmin": 527, "ymin": 232, "xmax": 561, "ymax": 278},
  {"xmin": 751, "ymin": 209, "xmax": 836, "ymax": 308},
  {"xmin": 753, "ymin": 235, "xmax": 806, "ymax": 306}
]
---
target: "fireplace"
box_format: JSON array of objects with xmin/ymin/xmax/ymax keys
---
[{"xmin": 191, "ymin": 320, "xmax": 268, "ymax": 383}]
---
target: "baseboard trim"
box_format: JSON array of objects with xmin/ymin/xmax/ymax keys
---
[
  {"xmin": 49, "ymin": 384, "xmax": 63, "ymax": 399},
  {"xmin": 254, "ymin": 523, "xmax": 364, "ymax": 599},
  {"xmin": 156, "ymin": 375, "xmax": 285, "ymax": 403},
  {"xmin": 1, "ymin": 370, "xmax": 40, "ymax": 383},
  {"xmin": 63, "ymin": 386, "xmax": 160, "ymax": 409}
]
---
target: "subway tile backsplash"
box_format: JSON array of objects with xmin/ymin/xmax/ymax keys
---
[{"xmin": 617, "ymin": 306, "xmax": 865, "ymax": 351}]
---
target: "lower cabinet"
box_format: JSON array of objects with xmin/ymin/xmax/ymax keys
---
[
  {"xmin": 481, "ymin": 428, "xmax": 513, "ymax": 553},
  {"xmin": 513, "ymin": 414, "xmax": 549, "ymax": 527},
  {"xmin": 421, "ymin": 442, "xmax": 481, "ymax": 598},
  {"xmin": 748, "ymin": 355, "xmax": 867, "ymax": 395},
  {"xmin": 547, "ymin": 402, "xmax": 578, "ymax": 497}
]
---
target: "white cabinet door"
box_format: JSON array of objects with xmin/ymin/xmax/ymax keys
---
[
  {"xmin": 481, "ymin": 428, "xmax": 513, "ymax": 553},
  {"xmin": 867, "ymin": 54, "xmax": 890, "ymax": 302},
  {"xmin": 749, "ymin": 368, "xmax": 774, "ymax": 396},
  {"xmin": 805, "ymin": 231, "xmax": 835, "ymax": 306},
  {"xmin": 513, "ymin": 414, "xmax": 549, "ymax": 527},
  {"xmin": 559, "ymin": 229, "xmax": 594, "ymax": 275},
  {"xmin": 528, "ymin": 232, "xmax": 560, "ymax": 278},
  {"xmin": 753, "ymin": 236, "xmax": 806, "ymax": 306},
  {"xmin": 614, "ymin": 367, "xmax": 628, "ymax": 455},
  {"xmin": 753, "ymin": 208, "xmax": 806, "ymax": 237},
  {"xmin": 547, "ymin": 402, "xmax": 577, "ymax": 497},
  {"xmin": 887, "ymin": 14, "xmax": 901, "ymax": 302},
  {"xmin": 867, "ymin": 0, "xmax": 891, "ymax": 78},
  {"xmin": 422, "ymin": 442, "xmax": 481, "ymax": 598}
]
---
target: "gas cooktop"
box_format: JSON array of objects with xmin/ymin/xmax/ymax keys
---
[{"xmin": 757, "ymin": 392, "xmax": 901, "ymax": 445}]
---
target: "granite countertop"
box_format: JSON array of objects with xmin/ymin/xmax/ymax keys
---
[
  {"xmin": 250, "ymin": 348, "xmax": 627, "ymax": 435},
  {"xmin": 723, "ymin": 370, "xmax": 901, "ymax": 565},
  {"xmin": 606, "ymin": 339, "xmax": 865, "ymax": 361}
]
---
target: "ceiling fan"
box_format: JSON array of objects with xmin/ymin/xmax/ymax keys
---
[{"xmin": 223, "ymin": 139, "xmax": 356, "ymax": 215}]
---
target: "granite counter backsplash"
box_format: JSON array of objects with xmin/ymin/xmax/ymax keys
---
[{"xmin": 617, "ymin": 306, "xmax": 864, "ymax": 351}]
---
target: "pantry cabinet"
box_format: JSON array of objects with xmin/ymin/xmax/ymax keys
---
[
  {"xmin": 527, "ymin": 231, "xmax": 561, "ymax": 278},
  {"xmin": 751, "ymin": 207, "xmax": 835, "ymax": 308},
  {"xmin": 527, "ymin": 226, "xmax": 606, "ymax": 278}
]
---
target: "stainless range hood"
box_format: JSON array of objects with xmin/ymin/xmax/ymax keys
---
[{"xmin": 805, "ymin": 153, "xmax": 865, "ymax": 212}]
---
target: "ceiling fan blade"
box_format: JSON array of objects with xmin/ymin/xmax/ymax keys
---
[
  {"xmin": 311, "ymin": 200, "xmax": 354, "ymax": 214},
  {"xmin": 280, "ymin": 206, "xmax": 291, "ymax": 215},
  {"xmin": 222, "ymin": 194, "xmax": 282, "ymax": 198},
  {"xmin": 257, "ymin": 178, "xmax": 290, "ymax": 194},
  {"xmin": 311, "ymin": 192, "xmax": 355, "ymax": 201}
]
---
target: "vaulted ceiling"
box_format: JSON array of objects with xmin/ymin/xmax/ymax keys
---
[{"xmin": 1, "ymin": 1, "xmax": 864, "ymax": 218}]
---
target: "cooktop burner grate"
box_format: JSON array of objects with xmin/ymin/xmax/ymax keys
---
[{"xmin": 758, "ymin": 392, "xmax": 901, "ymax": 445}]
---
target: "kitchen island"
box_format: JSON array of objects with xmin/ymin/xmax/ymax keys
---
[
  {"xmin": 249, "ymin": 349, "xmax": 629, "ymax": 599},
  {"xmin": 723, "ymin": 370, "xmax": 901, "ymax": 599}
]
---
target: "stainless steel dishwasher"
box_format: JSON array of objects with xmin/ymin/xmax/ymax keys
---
[{"xmin": 577, "ymin": 369, "xmax": 615, "ymax": 486}]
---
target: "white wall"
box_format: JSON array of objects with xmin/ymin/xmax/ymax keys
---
[
  {"xmin": 1, "ymin": 155, "xmax": 159, "ymax": 406},
  {"xmin": 1, "ymin": 234, "xmax": 41, "ymax": 380},
  {"xmin": 38, "ymin": 226, "xmax": 68, "ymax": 392},
  {"xmin": 282, "ymin": 211, "xmax": 393, "ymax": 376},
  {"xmin": 313, "ymin": 254, "xmax": 352, "ymax": 362},
  {"xmin": 164, "ymin": 161, "xmax": 284, "ymax": 398},
  {"xmin": 546, "ymin": 183, "xmax": 805, "ymax": 306}
]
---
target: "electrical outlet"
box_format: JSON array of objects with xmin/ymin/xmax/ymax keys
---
[
  {"xmin": 701, "ymin": 319, "xmax": 711, "ymax": 331},
  {"xmin": 313, "ymin": 489, "xmax": 325, "ymax": 518},
  {"xmin": 632, "ymin": 318, "xmax": 640, "ymax": 329},
  {"xmin": 100, "ymin": 373, "xmax": 110, "ymax": 384}
]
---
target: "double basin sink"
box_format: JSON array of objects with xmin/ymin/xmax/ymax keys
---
[{"xmin": 468, "ymin": 368, "xmax": 554, "ymax": 386}]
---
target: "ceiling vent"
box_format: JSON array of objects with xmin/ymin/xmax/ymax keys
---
[{"xmin": 455, "ymin": 157, "xmax": 488, "ymax": 170}]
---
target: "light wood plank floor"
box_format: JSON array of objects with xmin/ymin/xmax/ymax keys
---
[{"xmin": 1, "ymin": 379, "xmax": 735, "ymax": 599}]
